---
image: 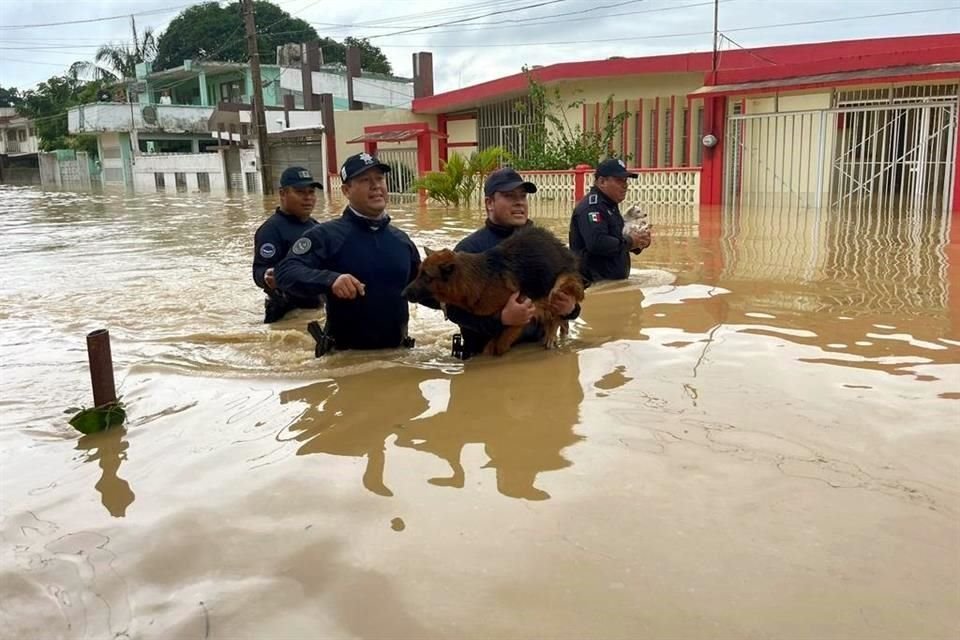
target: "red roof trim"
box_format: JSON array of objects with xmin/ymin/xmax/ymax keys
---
[
  {"xmin": 413, "ymin": 33, "xmax": 960, "ymax": 114},
  {"xmin": 690, "ymin": 65, "xmax": 960, "ymax": 99}
]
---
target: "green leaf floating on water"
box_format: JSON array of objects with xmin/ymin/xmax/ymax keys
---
[{"xmin": 68, "ymin": 402, "xmax": 126, "ymax": 435}]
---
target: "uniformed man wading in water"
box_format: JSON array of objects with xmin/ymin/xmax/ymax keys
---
[
  {"xmin": 275, "ymin": 153, "xmax": 435, "ymax": 355},
  {"xmin": 252, "ymin": 166, "xmax": 324, "ymax": 323},
  {"xmin": 568, "ymin": 158, "xmax": 653, "ymax": 284}
]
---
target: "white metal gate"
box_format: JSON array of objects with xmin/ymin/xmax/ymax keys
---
[
  {"xmin": 725, "ymin": 85, "xmax": 959, "ymax": 214},
  {"xmin": 376, "ymin": 148, "xmax": 418, "ymax": 194}
]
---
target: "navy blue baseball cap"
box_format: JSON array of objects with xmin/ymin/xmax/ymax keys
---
[
  {"xmin": 340, "ymin": 152, "xmax": 391, "ymax": 182},
  {"xmin": 596, "ymin": 158, "xmax": 638, "ymax": 179},
  {"xmin": 280, "ymin": 166, "xmax": 322, "ymax": 189},
  {"xmin": 483, "ymin": 167, "xmax": 537, "ymax": 197}
]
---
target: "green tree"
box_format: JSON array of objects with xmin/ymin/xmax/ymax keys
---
[
  {"xmin": 343, "ymin": 37, "xmax": 393, "ymax": 75},
  {"xmin": 511, "ymin": 68, "xmax": 631, "ymax": 170},
  {"xmin": 16, "ymin": 69, "xmax": 99, "ymax": 153},
  {"xmin": 0, "ymin": 85, "xmax": 22, "ymax": 107},
  {"xmin": 154, "ymin": 2, "xmax": 392, "ymax": 75}
]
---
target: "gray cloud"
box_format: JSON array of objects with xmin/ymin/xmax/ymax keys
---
[{"xmin": 2, "ymin": 0, "xmax": 955, "ymax": 94}]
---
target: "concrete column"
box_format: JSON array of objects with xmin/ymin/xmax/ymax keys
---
[
  {"xmin": 199, "ymin": 70, "xmax": 209, "ymax": 106},
  {"xmin": 345, "ymin": 47, "xmax": 362, "ymax": 111},
  {"xmin": 300, "ymin": 40, "xmax": 322, "ymax": 110},
  {"xmin": 412, "ymin": 52, "xmax": 434, "ymax": 99},
  {"xmin": 319, "ymin": 93, "xmax": 337, "ymax": 171},
  {"xmin": 244, "ymin": 69, "xmax": 254, "ymax": 103}
]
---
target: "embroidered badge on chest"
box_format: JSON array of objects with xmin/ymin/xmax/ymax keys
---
[
  {"xmin": 259, "ymin": 242, "xmax": 276, "ymax": 259},
  {"xmin": 292, "ymin": 237, "xmax": 312, "ymax": 255}
]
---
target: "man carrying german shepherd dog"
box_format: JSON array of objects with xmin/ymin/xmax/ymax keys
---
[{"xmin": 444, "ymin": 168, "xmax": 581, "ymax": 359}]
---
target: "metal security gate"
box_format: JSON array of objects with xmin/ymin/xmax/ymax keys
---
[
  {"xmin": 831, "ymin": 102, "xmax": 956, "ymax": 214},
  {"xmin": 725, "ymin": 84, "xmax": 959, "ymax": 214},
  {"xmin": 376, "ymin": 147, "xmax": 417, "ymax": 194}
]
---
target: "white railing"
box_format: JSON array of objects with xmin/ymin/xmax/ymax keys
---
[
  {"xmin": 518, "ymin": 170, "xmax": 576, "ymax": 201},
  {"xmin": 328, "ymin": 166, "xmax": 701, "ymax": 207},
  {"xmin": 626, "ymin": 169, "xmax": 701, "ymax": 206}
]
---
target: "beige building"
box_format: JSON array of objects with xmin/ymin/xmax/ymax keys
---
[{"xmin": 331, "ymin": 33, "xmax": 960, "ymax": 214}]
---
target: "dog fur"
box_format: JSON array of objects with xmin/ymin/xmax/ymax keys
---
[
  {"xmin": 403, "ymin": 226, "xmax": 585, "ymax": 356},
  {"xmin": 622, "ymin": 204, "xmax": 649, "ymax": 238}
]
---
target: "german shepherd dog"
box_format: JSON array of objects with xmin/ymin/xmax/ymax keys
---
[{"xmin": 403, "ymin": 226, "xmax": 585, "ymax": 356}]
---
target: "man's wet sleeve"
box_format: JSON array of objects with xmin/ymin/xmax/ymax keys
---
[
  {"xmin": 275, "ymin": 230, "xmax": 341, "ymax": 298},
  {"xmin": 252, "ymin": 224, "xmax": 283, "ymax": 289}
]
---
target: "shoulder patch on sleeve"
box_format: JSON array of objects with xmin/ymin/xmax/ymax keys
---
[
  {"xmin": 291, "ymin": 237, "xmax": 312, "ymax": 255},
  {"xmin": 588, "ymin": 193, "xmax": 598, "ymax": 205},
  {"xmin": 588, "ymin": 211, "xmax": 602, "ymax": 223},
  {"xmin": 258, "ymin": 242, "xmax": 276, "ymax": 259}
]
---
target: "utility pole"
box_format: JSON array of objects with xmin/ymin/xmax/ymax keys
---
[
  {"xmin": 242, "ymin": 0, "xmax": 273, "ymax": 194},
  {"xmin": 711, "ymin": 0, "xmax": 719, "ymax": 83}
]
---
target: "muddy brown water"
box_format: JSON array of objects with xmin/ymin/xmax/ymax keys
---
[{"xmin": 1, "ymin": 185, "xmax": 958, "ymax": 639}]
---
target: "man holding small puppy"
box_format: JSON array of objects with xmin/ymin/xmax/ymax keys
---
[
  {"xmin": 275, "ymin": 153, "xmax": 428, "ymax": 352},
  {"xmin": 568, "ymin": 158, "xmax": 652, "ymax": 284}
]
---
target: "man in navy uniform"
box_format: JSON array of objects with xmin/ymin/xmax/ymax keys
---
[
  {"xmin": 568, "ymin": 158, "xmax": 652, "ymax": 284},
  {"xmin": 252, "ymin": 166, "xmax": 324, "ymax": 323},
  {"xmin": 443, "ymin": 167, "xmax": 580, "ymax": 359},
  {"xmin": 275, "ymin": 153, "xmax": 432, "ymax": 353}
]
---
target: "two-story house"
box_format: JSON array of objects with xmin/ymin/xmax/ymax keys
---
[{"xmin": 67, "ymin": 49, "xmax": 415, "ymax": 191}]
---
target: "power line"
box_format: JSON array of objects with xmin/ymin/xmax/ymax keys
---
[
  {"xmin": 314, "ymin": 0, "xmax": 731, "ymax": 36},
  {"xmin": 720, "ymin": 33, "xmax": 778, "ymax": 66},
  {"xmin": 371, "ymin": 6, "xmax": 960, "ymax": 47},
  {"xmin": 0, "ymin": 3, "xmax": 194, "ymax": 30},
  {"xmin": 366, "ymin": 0, "xmax": 573, "ymax": 39},
  {"xmin": 313, "ymin": 0, "xmax": 646, "ymax": 31},
  {"xmin": 0, "ymin": 57, "xmax": 79, "ymax": 67},
  {"xmin": 342, "ymin": 0, "xmax": 521, "ymax": 28}
]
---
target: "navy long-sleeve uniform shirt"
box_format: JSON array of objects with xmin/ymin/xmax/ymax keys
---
[
  {"xmin": 275, "ymin": 208, "xmax": 423, "ymax": 350},
  {"xmin": 252, "ymin": 208, "xmax": 320, "ymax": 308},
  {"xmin": 446, "ymin": 219, "xmax": 581, "ymax": 357},
  {"xmin": 568, "ymin": 186, "xmax": 634, "ymax": 283}
]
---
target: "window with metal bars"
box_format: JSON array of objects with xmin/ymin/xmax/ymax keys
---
[
  {"xmin": 476, "ymin": 95, "xmax": 540, "ymax": 158},
  {"xmin": 663, "ymin": 108, "xmax": 673, "ymax": 167}
]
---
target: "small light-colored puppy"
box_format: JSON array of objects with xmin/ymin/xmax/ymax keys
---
[{"xmin": 623, "ymin": 204, "xmax": 650, "ymax": 238}]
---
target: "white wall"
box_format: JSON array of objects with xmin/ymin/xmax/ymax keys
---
[
  {"xmin": 279, "ymin": 68, "xmax": 414, "ymax": 109},
  {"xmin": 237, "ymin": 108, "xmax": 323, "ymax": 133},
  {"xmin": 69, "ymin": 103, "xmax": 214, "ymax": 134},
  {"xmin": 131, "ymin": 152, "xmax": 227, "ymax": 192}
]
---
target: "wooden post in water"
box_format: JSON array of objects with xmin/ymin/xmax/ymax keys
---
[{"xmin": 86, "ymin": 329, "xmax": 117, "ymax": 408}]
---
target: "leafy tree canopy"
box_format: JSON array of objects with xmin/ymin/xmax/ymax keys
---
[
  {"xmin": 16, "ymin": 70, "xmax": 100, "ymax": 153},
  {"xmin": 0, "ymin": 86, "xmax": 23, "ymax": 108},
  {"xmin": 154, "ymin": 1, "xmax": 392, "ymax": 75}
]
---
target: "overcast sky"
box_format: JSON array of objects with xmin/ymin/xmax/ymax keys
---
[{"xmin": 1, "ymin": 0, "xmax": 957, "ymax": 97}]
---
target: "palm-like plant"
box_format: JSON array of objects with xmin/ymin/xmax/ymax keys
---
[{"xmin": 95, "ymin": 27, "xmax": 157, "ymax": 80}]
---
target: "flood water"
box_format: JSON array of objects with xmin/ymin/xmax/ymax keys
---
[{"xmin": 1, "ymin": 184, "xmax": 958, "ymax": 639}]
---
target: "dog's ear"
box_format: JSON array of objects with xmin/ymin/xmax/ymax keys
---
[
  {"xmin": 424, "ymin": 247, "xmax": 436, "ymax": 257},
  {"xmin": 439, "ymin": 262, "xmax": 456, "ymax": 279}
]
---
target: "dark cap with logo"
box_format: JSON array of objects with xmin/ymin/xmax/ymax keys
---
[
  {"xmin": 483, "ymin": 167, "xmax": 538, "ymax": 197},
  {"xmin": 595, "ymin": 157, "xmax": 638, "ymax": 179},
  {"xmin": 280, "ymin": 166, "xmax": 322, "ymax": 189},
  {"xmin": 340, "ymin": 152, "xmax": 391, "ymax": 182}
]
